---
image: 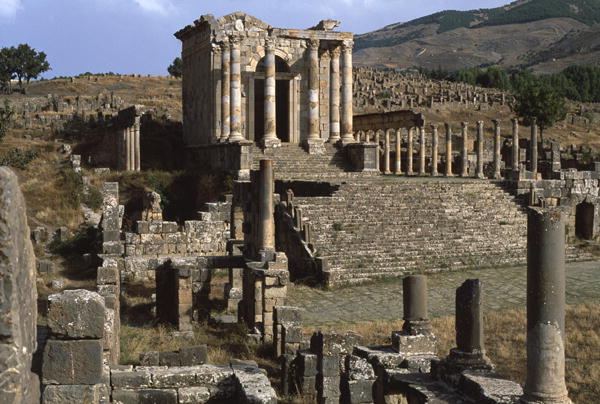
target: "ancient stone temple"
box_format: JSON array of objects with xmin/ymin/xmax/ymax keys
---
[{"xmin": 175, "ymin": 12, "xmax": 355, "ymax": 153}]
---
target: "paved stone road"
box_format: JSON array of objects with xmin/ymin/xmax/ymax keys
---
[{"xmin": 287, "ymin": 260, "xmax": 600, "ymax": 326}]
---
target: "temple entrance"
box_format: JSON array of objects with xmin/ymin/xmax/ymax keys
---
[
  {"xmin": 575, "ymin": 202, "xmax": 595, "ymax": 240},
  {"xmin": 254, "ymin": 55, "xmax": 291, "ymax": 143}
]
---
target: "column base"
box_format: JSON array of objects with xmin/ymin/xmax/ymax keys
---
[
  {"xmin": 261, "ymin": 136, "xmax": 281, "ymax": 149},
  {"xmin": 493, "ymin": 172, "xmax": 502, "ymax": 180},
  {"xmin": 328, "ymin": 135, "xmax": 341, "ymax": 144},
  {"xmin": 339, "ymin": 134, "xmax": 356, "ymax": 146},
  {"xmin": 446, "ymin": 348, "xmax": 494, "ymax": 372},
  {"xmin": 520, "ymin": 394, "xmax": 572, "ymax": 404},
  {"xmin": 476, "ymin": 172, "xmax": 486, "ymax": 179},
  {"xmin": 303, "ymin": 138, "xmax": 325, "ymax": 155},
  {"xmin": 445, "ymin": 173, "xmax": 455, "ymax": 177},
  {"xmin": 431, "ymin": 172, "xmax": 439, "ymax": 177},
  {"xmin": 228, "ymin": 132, "xmax": 245, "ymax": 142}
]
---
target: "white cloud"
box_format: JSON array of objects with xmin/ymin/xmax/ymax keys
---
[
  {"xmin": 133, "ymin": 0, "xmax": 173, "ymax": 15},
  {"xmin": 0, "ymin": 0, "xmax": 21, "ymax": 18}
]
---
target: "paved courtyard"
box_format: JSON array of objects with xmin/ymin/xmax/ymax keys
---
[{"xmin": 287, "ymin": 260, "xmax": 600, "ymax": 326}]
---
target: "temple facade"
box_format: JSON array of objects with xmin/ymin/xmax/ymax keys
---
[{"xmin": 175, "ymin": 12, "xmax": 355, "ymax": 152}]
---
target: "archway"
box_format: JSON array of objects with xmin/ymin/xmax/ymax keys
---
[
  {"xmin": 575, "ymin": 202, "xmax": 595, "ymax": 240},
  {"xmin": 254, "ymin": 56, "xmax": 290, "ymax": 143}
]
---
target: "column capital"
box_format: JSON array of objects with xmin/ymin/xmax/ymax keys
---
[
  {"xmin": 477, "ymin": 120, "xmax": 484, "ymax": 126},
  {"xmin": 461, "ymin": 121, "xmax": 469, "ymax": 128},
  {"xmin": 307, "ymin": 39, "xmax": 320, "ymax": 49},
  {"xmin": 492, "ymin": 119, "xmax": 500, "ymax": 125},
  {"xmin": 341, "ymin": 40, "xmax": 354, "ymax": 50},
  {"xmin": 430, "ymin": 123, "xmax": 438, "ymax": 130},
  {"xmin": 229, "ymin": 35, "xmax": 242, "ymax": 45},
  {"xmin": 511, "ymin": 117, "xmax": 519, "ymax": 124},
  {"xmin": 330, "ymin": 46, "xmax": 341, "ymax": 58},
  {"xmin": 265, "ymin": 36, "xmax": 276, "ymax": 51},
  {"xmin": 220, "ymin": 40, "xmax": 230, "ymax": 51}
]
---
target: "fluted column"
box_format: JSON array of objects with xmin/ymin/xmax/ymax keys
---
[
  {"xmin": 530, "ymin": 117, "xmax": 538, "ymax": 175},
  {"xmin": 419, "ymin": 126, "xmax": 426, "ymax": 175},
  {"xmin": 476, "ymin": 120, "xmax": 484, "ymax": 179},
  {"xmin": 262, "ymin": 39, "xmax": 280, "ymax": 148},
  {"xmin": 308, "ymin": 39, "xmax": 319, "ymax": 141},
  {"xmin": 431, "ymin": 124, "xmax": 439, "ymax": 176},
  {"xmin": 329, "ymin": 47, "xmax": 341, "ymax": 143},
  {"xmin": 340, "ymin": 40, "xmax": 354, "ymax": 145},
  {"xmin": 493, "ymin": 119, "xmax": 502, "ymax": 179},
  {"xmin": 512, "ymin": 118, "xmax": 519, "ymax": 171},
  {"xmin": 445, "ymin": 123, "xmax": 453, "ymax": 177},
  {"xmin": 228, "ymin": 37, "xmax": 244, "ymax": 142},
  {"xmin": 461, "ymin": 122, "xmax": 469, "ymax": 177},
  {"xmin": 384, "ymin": 129, "xmax": 391, "ymax": 174},
  {"xmin": 220, "ymin": 40, "xmax": 231, "ymax": 142},
  {"xmin": 407, "ymin": 128, "xmax": 414, "ymax": 176},
  {"xmin": 134, "ymin": 120, "xmax": 141, "ymax": 171},
  {"xmin": 395, "ymin": 129, "xmax": 402, "ymax": 174}
]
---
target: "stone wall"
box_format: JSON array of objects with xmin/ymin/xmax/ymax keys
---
[{"xmin": 0, "ymin": 168, "xmax": 40, "ymax": 404}]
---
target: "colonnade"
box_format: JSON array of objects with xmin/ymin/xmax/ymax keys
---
[
  {"xmin": 355, "ymin": 119, "xmax": 538, "ymax": 179},
  {"xmin": 217, "ymin": 36, "xmax": 354, "ymax": 146},
  {"xmin": 120, "ymin": 121, "xmax": 141, "ymax": 171}
]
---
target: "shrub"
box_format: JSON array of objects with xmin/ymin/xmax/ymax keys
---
[{"xmin": 0, "ymin": 148, "xmax": 38, "ymax": 169}]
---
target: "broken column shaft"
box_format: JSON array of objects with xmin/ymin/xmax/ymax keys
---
[
  {"xmin": 522, "ymin": 207, "xmax": 570, "ymax": 404},
  {"xmin": 258, "ymin": 159, "xmax": 275, "ymax": 253},
  {"xmin": 402, "ymin": 275, "xmax": 430, "ymax": 335}
]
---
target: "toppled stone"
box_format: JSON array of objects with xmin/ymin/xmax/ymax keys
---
[
  {"xmin": 346, "ymin": 355, "xmax": 375, "ymax": 380},
  {"xmin": 233, "ymin": 365, "xmax": 278, "ymax": 404},
  {"xmin": 47, "ymin": 289, "xmax": 106, "ymax": 339}
]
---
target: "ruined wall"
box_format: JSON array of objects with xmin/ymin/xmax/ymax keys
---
[{"xmin": 0, "ymin": 167, "xmax": 40, "ymax": 403}]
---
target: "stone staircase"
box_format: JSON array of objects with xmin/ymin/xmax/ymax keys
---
[
  {"xmin": 294, "ymin": 178, "xmax": 531, "ymax": 286},
  {"xmin": 251, "ymin": 143, "xmax": 376, "ymax": 180}
]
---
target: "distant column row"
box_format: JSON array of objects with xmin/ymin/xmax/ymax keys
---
[{"xmin": 120, "ymin": 121, "xmax": 141, "ymax": 171}]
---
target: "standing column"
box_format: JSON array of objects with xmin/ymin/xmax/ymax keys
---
[
  {"xmin": 134, "ymin": 120, "xmax": 141, "ymax": 171},
  {"xmin": 258, "ymin": 159, "xmax": 275, "ymax": 253},
  {"xmin": 419, "ymin": 126, "xmax": 426, "ymax": 176},
  {"xmin": 445, "ymin": 123, "xmax": 453, "ymax": 176},
  {"xmin": 340, "ymin": 40, "xmax": 354, "ymax": 145},
  {"xmin": 228, "ymin": 37, "xmax": 244, "ymax": 142},
  {"xmin": 395, "ymin": 129, "xmax": 402, "ymax": 174},
  {"xmin": 492, "ymin": 120, "xmax": 502, "ymax": 179},
  {"xmin": 384, "ymin": 129, "xmax": 391, "ymax": 174},
  {"xmin": 461, "ymin": 122, "xmax": 469, "ymax": 177},
  {"xmin": 431, "ymin": 124, "xmax": 439, "ymax": 176},
  {"xmin": 530, "ymin": 117, "xmax": 538, "ymax": 176},
  {"xmin": 128, "ymin": 127, "xmax": 135, "ymax": 172},
  {"xmin": 402, "ymin": 275, "xmax": 431, "ymax": 335},
  {"xmin": 512, "ymin": 118, "xmax": 519, "ymax": 171},
  {"xmin": 304, "ymin": 39, "xmax": 324, "ymax": 152},
  {"xmin": 220, "ymin": 40, "xmax": 231, "ymax": 142},
  {"xmin": 406, "ymin": 128, "xmax": 414, "ymax": 176},
  {"xmin": 328, "ymin": 47, "xmax": 341, "ymax": 143},
  {"xmin": 262, "ymin": 39, "xmax": 280, "ymax": 148},
  {"xmin": 124, "ymin": 128, "xmax": 131, "ymax": 171},
  {"xmin": 476, "ymin": 121, "xmax": 484, "ymax": 178},
  {"xmin": 522, "ymin": 208, "xmax": 570, "ymax": 404}
]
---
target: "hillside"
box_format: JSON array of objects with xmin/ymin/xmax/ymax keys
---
[{"xmin": 354, "ymin": 0, "xmax": 600, "ymax": 73}]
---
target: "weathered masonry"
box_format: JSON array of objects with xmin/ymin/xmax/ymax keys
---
[{"xmin": 175, "ymin": 12, "xmax": 355, "ymax": 153}]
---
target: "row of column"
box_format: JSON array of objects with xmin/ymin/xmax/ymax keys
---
[
  {"xmin": 121, "ymin": 122, "xmax": 140, "ymax": 171},
  {"xmin": 217, "ymin": 36, "xmax": 354, "ymax": 145},
  {"xmin": 373, "ymin": 121, "xmax": 503, "ymax": 179}
]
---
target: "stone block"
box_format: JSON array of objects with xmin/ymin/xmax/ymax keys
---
[
  {"xmin": 195, "ymin": 365, "xmax": 235, "ymax": 388},
  {"xmin": 346, "ymin": 379, "xmax": 374, "ymax": 403},
  {"xmin": 311, "ymin": 330, "xmax": 361, "ymax": 356},
  {"xmin": 42, "ymin": 340, "xmax": 103, "ymax": 385},
  {"xmin": 97, "ymin": 266, "xmax": 119, "ymax": 285},
  {"xmin": 232, "ymin": 365, "xmax": 278, "ymax": 404},
  {"xmin": 318, "ymin": 375, "xmax": 341, "ymax": 398},
  {"xmin": 178, "ymin": 386, "xmax": 211, "ymax": 404},
  {"xmin": 391, "ymin": 331, "xmax": 436, "ymax": 355},
  {"xmin": 158, "ymin": 351, "xmax": 181, "ymax": 367},
  {"xmin": 297, "ymin": 351, "xmax": 318, "ymax": 377},
  {"xmin": 319, "ymin": 355, "xmax": 340, "ymax": 377},
  {"xmin": 274, "ymin": 306, "xmax": 304, "ymax": 324},
  {"xmin": 282, "ymin": 324, "xmax": 303, "ymax": 344},
  {"xmin": 139, "ymin": 351, "xmax": 159, "ymax": 366},
  {"xmin": 152, "ymin": 367, "xmax": 197, "ymax": 388},
  {"xmin": 42, "ymin": 384, "xmax": 107, "ymax": 404},
  {"xmin": 180, "ymin": 345, "xmax": 208, "ymax": 366},
  {"xmin": 47, "ymin": 289, "xmax": 106, "ymax": 339},
  {"xmin": 111, "ymin": 369, "xmax": 151, "ymax": 388},
  {"xmin": 346, "ymin": 355, "xmax": 375, "ymax": 380},
  {"xmin": 112, "ymin": 389, "xmax": 177, "ymax": 404}
]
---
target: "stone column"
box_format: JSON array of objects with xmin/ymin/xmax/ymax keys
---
[
  {"xmin": 461, "ymin": 122, "xmax": 469, "ymax": 177},
  {"xmin": 340, "ymin": 40, "xmax": 354, "ymax": 145},
  {"xmin": 262, "ymin": 39, "xmax": 280, "ymax": 148},
  {"xmin": 419, "ymin": 126, "xmax": 426, "ymax": 176},
  {"xmin": 128, "ymin": 127, "xmax": 135, "ymax": 172},
  {"xmin": 476, "ymin": 120, "xmax": 484, "ymax": 178},
  {"xmin": 431, "ymin": 124, "xmax": 439, "ymax": 176},
  {"xmin": 305, "ymin": 39, "xmax": 324, "ymax": 153},
  {"xmin": 445, "ymin": 123, "xmax": 453, "ymax": 177},
  {"xmin": 328, "ymin": 47, "xmax": 341, "ymax": 143},
  {"xmin": 220, "ymin": 40, "xmax": 231, "ymax": 142},
  {"xmin": 395, "ymin": 129, "xmax": 402, "ymax": 174},
  {"xmin": 530, "ymin": 117, "xmax": 538, "ymax": 175},
  {"xmin": 402, "ymin": 275, "xmax": 430, "ymax": 335},
  {"xmin": 406, "ymin": 128, "xmax": 414, "ymax": 176},
  {"xmin": 258, "ymin": 159, "xmax": 275, "ymax": 253},
  {"xmin": 522, "ymin": 207, "xmax": 571, "ymax": 404},
  {"xmin": 493, "ymin": 119, "xmax": 502, "ymax": 179},
  {"xmin": 125, "ymin": 128, "xmax": 131, "ymax": 171},
  {"xmin": 228, "ymin": 37, "xmax": 244, "ymax": 142},
  {"xmin": 447, "ymin": 279, "xmax": 492, "ymax": 370},
  {"xmin": 512, "ymin": 118, "xmax": 519, "ymax": 171},
  {"xmin": 134, "ymin": 120, "xmax": 141, "ymax": 171},
  {"xmin": 384, "ymin": 130, "xmax": 391, "ymax": 174}
]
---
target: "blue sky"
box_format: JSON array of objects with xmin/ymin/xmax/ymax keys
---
[{"xmin": 1, "ymin": 0, "xmax": 509, "ymax": 78}]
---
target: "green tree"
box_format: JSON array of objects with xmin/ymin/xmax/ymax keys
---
[
  {"xmin": 0, "ymin": 100, "xmax": 14, "ymax": 141},
  {"xmin": 10, "ymin": 44, "xmax": 50, "ymax": 93},
  {"xmin": 0, "ymin": 47, "xmax": 16, "ymax": 93},
  {"xmin": 167, "ymin": 57, "xmax": 182, "ymax": 78},
  {"xmin": 512, "ymin": 82, "xmax": 567, "ymax": 134}
]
